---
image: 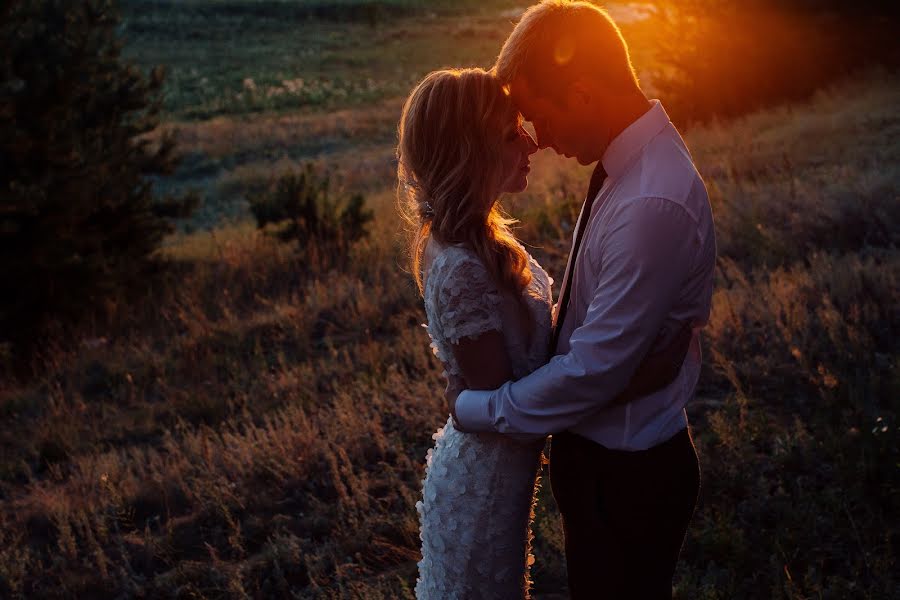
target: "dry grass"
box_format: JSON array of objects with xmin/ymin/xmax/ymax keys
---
[
  {"xmin": 156, "ymin": 99, "xmax": 403, "ymax": 161},
  {"xmin": 1, "ymin": 73, "xmax": 897, "ymax": 599}
]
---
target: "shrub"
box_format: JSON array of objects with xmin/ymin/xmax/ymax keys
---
[
  {"xmin": 249, "ymin": 164, "xmax": 373, "ymax": 269},
  {"xmin": 0, "ymin": 0, "xmax": 196, "ymax": 374}
]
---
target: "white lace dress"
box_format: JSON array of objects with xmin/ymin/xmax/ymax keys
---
[{"xmin": 415, "ymin": 242, "xmax": 553, "ymax": 599}]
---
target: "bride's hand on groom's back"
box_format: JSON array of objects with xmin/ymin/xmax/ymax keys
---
[{"xmin": 616, "ymin": 321, "xmax": 693, "ymax": 405}]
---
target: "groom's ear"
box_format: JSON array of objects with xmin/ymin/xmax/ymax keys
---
[{"xmin": 567, "ymin": 78, "xmax": 593, "ymax": 109}]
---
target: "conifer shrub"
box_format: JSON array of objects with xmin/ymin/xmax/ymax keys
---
[
  {"xmin": 249, "ymin": 164, "xmax": 373, "ymax": 269},
  {"xmin": 0, "ymin": 0, "xmax": 197, "ymax": 375}
]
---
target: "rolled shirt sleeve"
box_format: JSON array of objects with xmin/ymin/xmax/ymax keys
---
[{"xmin": 454, "ymin": 196, "xmax": 701, "ymax": 435}]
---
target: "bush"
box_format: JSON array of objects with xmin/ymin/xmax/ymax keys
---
[
  {"xmin": 249, "ymin": 164, "xmax": 373, "ymax": 269},
  {"xmin": 0, "ymin": 0, "xmax": 196, "ymax": 374}
]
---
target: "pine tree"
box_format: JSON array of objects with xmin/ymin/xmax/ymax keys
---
[{"xmin": 0, "ymin": 0, "xmax": 195, "ymax": 373}]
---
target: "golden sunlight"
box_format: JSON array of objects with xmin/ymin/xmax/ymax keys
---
[{"xmin": 553, "ymin": 35, "xmax": 576, "ymax": 65}]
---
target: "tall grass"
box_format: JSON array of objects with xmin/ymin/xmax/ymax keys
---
[{"xmin": 1, "ymin": 63, "xmax": 897, "ymax": 600}]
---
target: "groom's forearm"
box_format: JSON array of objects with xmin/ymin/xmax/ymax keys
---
[
  {"xmin": 453, "ymin": 343, "xmax": 637, "ymax": 436},
  {"xmin": 454, "ymin": 323, "xmax": 693, "ymax": 435},
  {"xmin": 455, "ymin": 386, "xmax": 548, "ymax": 442}
]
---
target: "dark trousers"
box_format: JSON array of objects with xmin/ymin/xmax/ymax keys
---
[{"xmin": 549, "ymin": 429, "xmax": 700, "ymax": 600}]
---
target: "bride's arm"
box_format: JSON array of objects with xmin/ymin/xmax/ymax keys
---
[
  {"xmin": 450, "ymin": 331, "xmax": 513, "ymax": 390},
  {"xmin": 450, "ymin": 332, "xmax": 547, "ymax": 440}
]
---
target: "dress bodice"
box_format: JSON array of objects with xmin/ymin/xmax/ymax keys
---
[{"xmin": 422, "ymin": 242, "xmax": 553, "ymax": 383}]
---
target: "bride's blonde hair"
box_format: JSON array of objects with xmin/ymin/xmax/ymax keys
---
[{"xmin": 397, "ymin": 68, "xmax": 532, "ymax": 310}]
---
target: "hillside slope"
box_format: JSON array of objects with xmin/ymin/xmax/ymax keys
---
[{"xmin": 0, "ymin": 75, "xmax": 897, "ymax": 599}]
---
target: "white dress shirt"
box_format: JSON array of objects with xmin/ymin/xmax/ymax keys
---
[{"xmin": 454, "ymin": 100, "xmax": 716, "ymax": 451}]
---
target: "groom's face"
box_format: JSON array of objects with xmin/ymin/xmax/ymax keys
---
[{"xmin": 508, "ymin": 76, "xmax": 599, "ymax": 166}]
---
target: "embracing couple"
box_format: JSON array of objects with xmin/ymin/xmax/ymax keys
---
[{"xmin": 397, "ymin": 2, "xmax": 716, "ymax": 598}]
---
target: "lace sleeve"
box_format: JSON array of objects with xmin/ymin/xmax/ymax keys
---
[{"xmin": 435, "ymin": 254, "xmax": 504, "ymax": 345}]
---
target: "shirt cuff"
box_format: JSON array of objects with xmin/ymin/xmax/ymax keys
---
[{"xmin": 454, "ymin": 389, "xmax": 495, "ymax": 432}]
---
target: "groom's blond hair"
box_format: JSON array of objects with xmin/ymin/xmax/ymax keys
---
[{"xmin": 494, "ymin": 1, "xmax": 639, "ymax": 100}]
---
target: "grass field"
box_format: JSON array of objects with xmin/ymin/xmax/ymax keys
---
[
  {"xmin": 1, "ymin": 2, "xmax": 897, "ymax": 599},
  {"xmin": 125, "ymin": 0, "xmax": 523, "ymax": 229},
  {"xmin": 122, "ymin": 0, "xmax": 525, "ymax": 120},
  {"xmin": 124, "ymin": 0, "xmax": 659, "ymax": 230}
]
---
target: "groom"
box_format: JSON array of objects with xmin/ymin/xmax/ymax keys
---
[{"xmin": 448, "ymin": 2, "xmax": 716, "ymax": 598}]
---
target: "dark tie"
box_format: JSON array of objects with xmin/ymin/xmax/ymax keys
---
[{"xmin": 550, "ymin": 162, "xmax": 608, "ymax": 354}]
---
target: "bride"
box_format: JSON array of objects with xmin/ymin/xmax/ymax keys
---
[
  {"xmin": 398, "ymin": 68, "xmax": 548, "ymax": 599},
  {"xmin": 397, "ymin": 68, "xmax": 687, "ymax": 598}
]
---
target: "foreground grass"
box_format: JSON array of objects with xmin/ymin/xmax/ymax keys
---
[{"xmin": 1, "ymin": 71, "xmax": 898, "ymax": 600}]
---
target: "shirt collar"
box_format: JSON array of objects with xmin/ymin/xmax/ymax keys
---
[{"xmin": 601, "ymin": 99, "xmax": 670, "ymax": 180}]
